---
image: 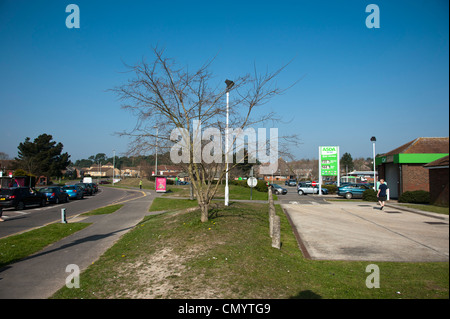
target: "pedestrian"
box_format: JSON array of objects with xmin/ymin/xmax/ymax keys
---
[
  {"xmin": 0, "ymin": 207, "xmax": 4, "ymax": 222},
  {"xmin": 139, "ymin": 179, "xmax": 142, "ymax": 189},
  {"xmin": 377, "ymin": 178, "xmax": 388, "ymax": 210}
]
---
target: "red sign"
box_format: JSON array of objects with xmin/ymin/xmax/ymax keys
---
[{"xmin": 312, "ymin": 181, "xmax": 317, "ymax": 187}]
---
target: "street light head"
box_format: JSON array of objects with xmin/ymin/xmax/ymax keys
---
[
  {"xmin": 225, "ymin": 79, "xmax": 234, "ymax": 92},
  {"xmin": 370, "ymin": 136, "xmax": 376, "ymax": 142}
]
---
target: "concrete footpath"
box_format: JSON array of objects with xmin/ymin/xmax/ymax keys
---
[
  {"xmin": 0, "ymin": 189, "xmax": 159, "ymax": 299},
  {"xmin": 283, "ymin": 201, "xmax": 449, "ymax": 262}
]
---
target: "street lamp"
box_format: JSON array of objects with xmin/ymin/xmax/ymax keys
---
[
  {"xmin": 154, "ymin": 126, "xmax": 158, "ymax": 178},
  {"xmin": 224, "ymin": 79, "xmax": 234, "ymax": 206},
  {"xmin": 370, "ymin": 136, "xmax": 376, "ymax": 190},
  {"xmin": 112, "ymin": 149, "xmax": 116, "ymax": 185}
]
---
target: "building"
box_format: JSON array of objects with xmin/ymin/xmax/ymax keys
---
[
  {"xmin": 424, "ymin": 155, "xmax": 449, "ymax": 206},
  {"xmin": 376, "ymin": 137, "xmax": 449, "ymax": 199}
]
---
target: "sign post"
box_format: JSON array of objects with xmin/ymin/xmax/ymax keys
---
[{"xmin": 319, "ymin": 146, "xmax": 340, "ymax": 195}]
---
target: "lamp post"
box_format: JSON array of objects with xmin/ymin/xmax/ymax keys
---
[
  {"xmin": 154, "ymin": 126, "xmax": 158, "ymax": 178},
  {"xmin": 112, "ymin": 149, "xmax": 116, "ymax": 185},
  {"xmin": 370, "ymin": 136, "xmax": 376, "ymax": 190},
  {"xmin": 224, "ymin": 79, "xmax": 234, "ymax": 206}
]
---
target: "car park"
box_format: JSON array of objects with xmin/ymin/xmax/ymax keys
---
[
  {"xmin": 0, "ymin": 187, "xmax": 47, "ymax": 210},
  {"xmin": 297, "ymin": 182, "xmax": 329, "ymax": 195},
  {"xmin": 337, "ymin": 183, "xmax": 371, "ymax": 199},
  {"xmin": 39, "ymin": 186, "xmax": 69, "ymax": 204},
  {"xmin": 270, "ymin": 183, "xmax": 288, "ymax": 195},
  {"xmin": 63, "ymin": 185, "xmax": 84, "ymax": 200}
]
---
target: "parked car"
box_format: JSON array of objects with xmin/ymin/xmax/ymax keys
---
[
  {"xmin": 75, "ymin": 183, "xmax": 93, "ymax": 196},
  {"xmin": 89, "ymin": 183, "xmax": 98, "ymax": 193},
  {"xmin": 63, "ymin": 185, "xmax": 84, "ymax": 200},
  {"xmin": 285, "ymin": 179, "xmax": 297, "ymax": 187},
  {"xmin": 39, "ymin": 186, "xmax": 69, "ymax": 204},
  {"xmin": 270, "ymin": 184, "xmax": 288, "ymax": 195},
  {"xmin": 337, "ymin": 183, "xmax": 371, "ymax": 199},
  {"xmin": 297, "ymin": 182, "xmax": 329, "ymax": 195},
  {"xmin": 0, "ymin": 187, "xmax": 47, "ymax": 210}
]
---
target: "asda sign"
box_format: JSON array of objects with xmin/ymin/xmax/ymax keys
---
[{"xmin": 319, "ymin": 146, "xmax": 339, "ymax": 176}]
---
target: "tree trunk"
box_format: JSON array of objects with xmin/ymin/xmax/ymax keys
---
[{"xmin": 200, "ymin": 202, "xmax": 209, "ymax": 223}]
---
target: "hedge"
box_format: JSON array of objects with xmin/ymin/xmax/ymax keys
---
[{"xmin": 398, "ymin": 190, "xmax": 430, "ymax": 204}]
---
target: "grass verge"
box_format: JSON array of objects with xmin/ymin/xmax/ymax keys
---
[
  {"xmin": 397, "ymin": 203, "xmax": 449, "ymax": 215},
  {"xmin": 81, "ymin": 204, "xmax": 124, "ymax": 216},
  {"xmin": 51, "ymin": 199, "xmax": 448, "ymax": 299},
  {"xmin": 0, "ymin": 223, "xmax": 90, "ymax": 269}
]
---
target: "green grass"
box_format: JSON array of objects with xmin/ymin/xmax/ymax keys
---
[
  {"xmin": 81, "ymin": 204, "xmax": 124, "ymax": 216},
  {"xmin": 51, "ymin": 198, "xmax": 448, "ymax": 299},
  {"xmin": 0, "ymin": 223, "xmax": 90, "ymax": 269},
  {"xmin": 398, "ymin": 203, "xmax": 449, "ymax": 215},
  {"xmin": 164, "ymin": 184, "xmax": 276, "ymax": 201},
  {"xmin": 149, "ymin": 197, "xmax": 199, "ymax": 212}
]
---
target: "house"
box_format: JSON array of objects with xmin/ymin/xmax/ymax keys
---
[
  {"xmin": 424, "ymin": 155, "xmax": 449, "ymax": 206},
  {"xmin": 376, "ymin": 137, "xmax": 449, "ymax": 199},
  {"xmin": 256, "ymin": 158, "xmax": 295, "ymax": 182}
]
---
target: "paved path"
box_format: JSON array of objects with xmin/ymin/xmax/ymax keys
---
[
  {"xmin": 0, "ymin": 189, "xmax": 160, "ymax": 299},
  {"xmin": 283, "ymin": 201, "xmax": 449, "ymax": 262}
]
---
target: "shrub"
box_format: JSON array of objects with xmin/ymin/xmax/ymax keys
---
[
  {"xmin": 399, "ymin": 190, "xmax": 430, "ymax": 204},
  {"xmin": 362, "ymin": 189, "xmax": 378, "ymax": 202},
  {"xmin": 322, "ymin": 185, "xmax": 337, "ymax": 194}
]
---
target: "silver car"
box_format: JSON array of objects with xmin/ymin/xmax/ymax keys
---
[{"xmin": 297, "ymin": 182, "xmax": 328, "ymax": 195}]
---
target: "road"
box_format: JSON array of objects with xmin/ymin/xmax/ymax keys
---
[{"xmin": 0, "ymin": 187, "xmax": 143, "ymax": 239}]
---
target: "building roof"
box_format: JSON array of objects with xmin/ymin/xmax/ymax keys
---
[
  {"xmin": 383, "ymin": 137, "xmax": 449, "ymax": 156},
  {"xmin": 424, "ymin": 155, "xmax": 449, "ymax": 169}
]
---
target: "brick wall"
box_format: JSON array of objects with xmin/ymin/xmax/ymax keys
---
[
  {"xmin": 401, "ymin": 164, "xmax": 430, "ymax": 193},
  {"xmin": 428, "ymin": 168, "xmax": 449, "ymax": 206}
]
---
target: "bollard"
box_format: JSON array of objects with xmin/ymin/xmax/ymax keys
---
[{"xmin": 61, "ymin": 208, "xmax": 67, "ymax": 224}]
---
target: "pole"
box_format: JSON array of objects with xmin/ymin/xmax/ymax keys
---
[
  {"xmin": 372, "ymin": 141, "xmax": 376, "ymax": 190},
  {"xmin": 337, "ymin": 146, "xmax": 340, "ymax": 187},
  {"xmin": 225, "ymin": 91, "xmax": 229, "ymax": 206},
  {"xmin": 61, "ymin": 208, "xmax": 67, "ymax": 224},
  {"xmin": 318, "ymin": 146, "xmax": 322, "ymax": 196},
  {"xmin": 155, "ymin": 127, "xmax": 158, "ymax": 179},
  {"xmin": 112, "ymin": 149, "xmax": 115, "ymax": 185}
]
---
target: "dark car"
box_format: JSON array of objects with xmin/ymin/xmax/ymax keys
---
[
  {"xmin": 39, "ymin": 186, "xmax": 69, "ymax": 204},
  {"xmin": 75, "ymin": 183, "xmax": 93, "ymax": 196},
  {"xmin": 285, "ymin": 179, "xmax": 297, "ymax": 187},
  {"xmin": 63, "ymin": 185, "xmax": 84, "ymax": 200},
  {"xmin": 270, "ymin": 183, "xmax": 288, "ymax": 195},
  {"xmin": 337, "ymin": 183, "xmax": 371, "ymax": 199},
  {"xmin": 90, "ymin": 183, "xmax": 98, "ymax": 193},
  {"xmin": 0, "ymin": 187, "xmax": 47, "ymax": 210}
]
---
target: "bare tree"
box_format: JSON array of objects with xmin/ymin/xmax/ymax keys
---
[{"xmin": 112, "ymin": 48, "xmax": 297, "ymax": 222}]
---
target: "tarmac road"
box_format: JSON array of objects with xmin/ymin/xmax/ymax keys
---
[{"xmin": 0, "ymin": 187, "xmax": 142, "ymax": 239}]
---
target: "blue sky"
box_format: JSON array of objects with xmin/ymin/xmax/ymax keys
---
[{"xmin": 0, "ymin": 0, "xmax": 448, "ymax": 162}]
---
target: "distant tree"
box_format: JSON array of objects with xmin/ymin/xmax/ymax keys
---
[
  {"xmin": 15, "ymin": 134, "xmax": 71, "ymax": 180},
  {"xmin": 340, "ymin": 152, "xmax": 354, "ymax": 173}
]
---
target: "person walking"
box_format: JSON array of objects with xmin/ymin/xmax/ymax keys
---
[
  {"xmin": 139, "ymin": 180, "xmax": 143, "ymax": 190},
  {"xmin": 377, "ymin": 179, "xmax": 388, "ymax": 210}
]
